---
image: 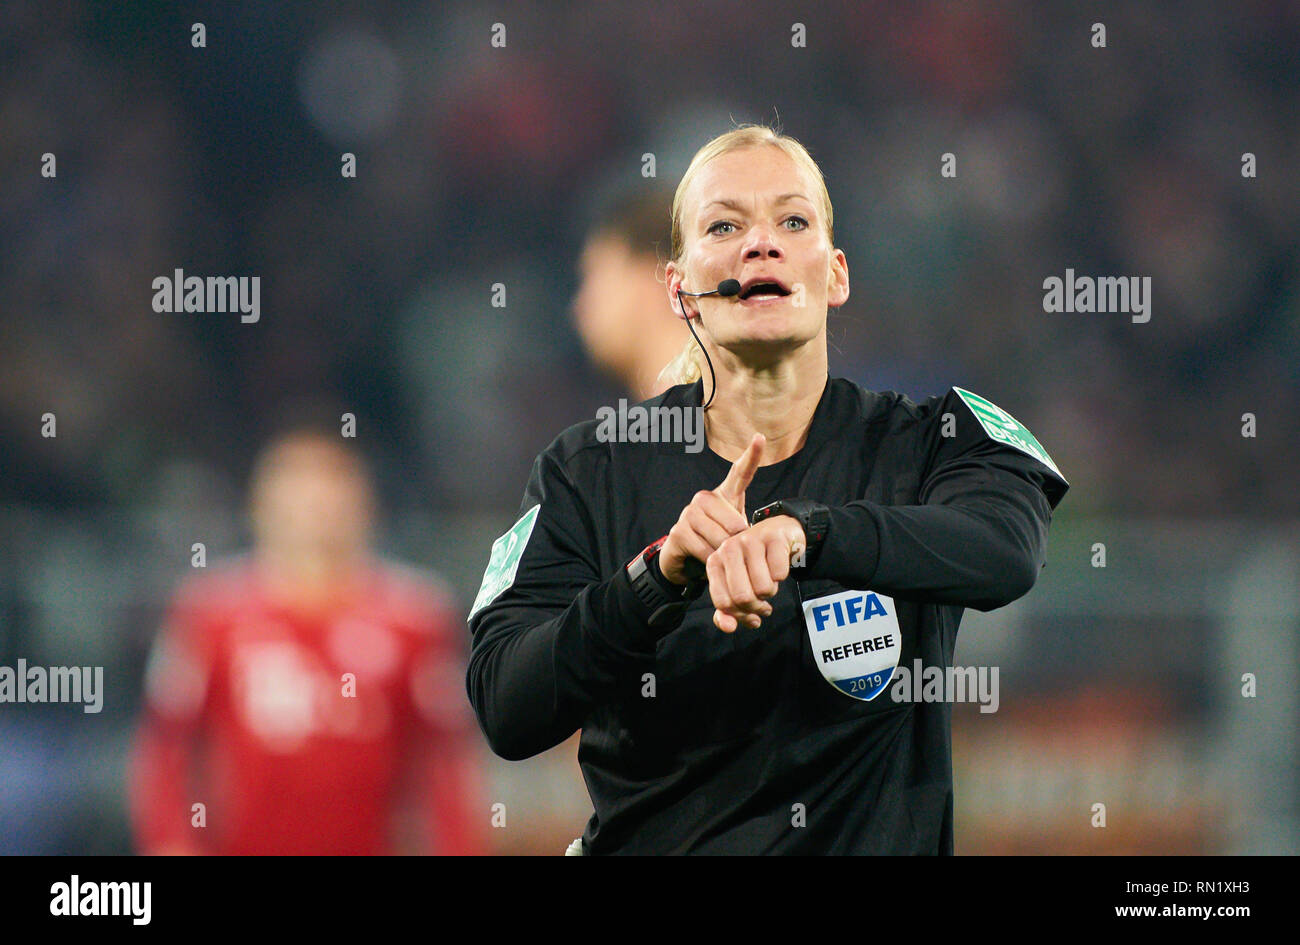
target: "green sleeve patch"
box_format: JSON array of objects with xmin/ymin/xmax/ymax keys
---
[
  {"xmin": 469, "ymin": 504, "xmax": 541, "ymax": 620},
  {"xmin": 953, "ymin": 387, "xmax": 1064, "ymax": 480}
]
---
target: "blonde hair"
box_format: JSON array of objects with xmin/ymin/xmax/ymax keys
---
[{"xmin": 658, "ymin": 124, "xmax": 835, "ymax": 388}]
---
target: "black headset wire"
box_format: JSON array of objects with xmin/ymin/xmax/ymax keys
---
[{"xmin": 675, "ymin": 288, "xmax": 718, "ymax": 410}]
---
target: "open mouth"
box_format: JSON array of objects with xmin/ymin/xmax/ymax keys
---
[{"xmin": 739, "ymin": 281, "xmax": 791, "ymax": 301}]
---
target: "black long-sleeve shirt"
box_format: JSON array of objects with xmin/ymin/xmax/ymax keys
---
[{"xmin": 467, "ymin": 377, "xmax": 1068, "ymax": 854}]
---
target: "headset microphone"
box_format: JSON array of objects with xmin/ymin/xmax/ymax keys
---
[
  {"xmin": 674, "ymin": 279, "xmax": 741, "ymax": 409},
  {"xmin": 679, "ymin": 279, "xmax": 742, "ymax": 300}
]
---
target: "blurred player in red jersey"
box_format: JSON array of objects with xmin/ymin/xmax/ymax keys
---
[{"xmin": 130, "ymin": 419, "xmax": 486, "ymax": 855}]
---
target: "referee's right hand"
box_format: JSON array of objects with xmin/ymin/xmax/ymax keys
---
[{"xmin": 659, "ymin": 433, "xmax": 766, "ymax": 611}]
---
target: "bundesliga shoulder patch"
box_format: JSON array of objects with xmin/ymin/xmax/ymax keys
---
[
  {"xmin": 802, "ymin": 589, "xmax": 903, "ymax": 701},
  {"xmin": 469, "ymin": 504, "xmax": 541, "ymax": 620},
  {"xmin": 952, "ymin": 387, "xmax": 1063, "ymax": 479}
]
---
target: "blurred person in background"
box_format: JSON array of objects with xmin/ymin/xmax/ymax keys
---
[
  {"xmin": 572, "ymin": 185, "xmax": 692, "ymax": 400},
  {"xmin": 130, "ymin": 411, "xmax": 485, "ymax": 855}
]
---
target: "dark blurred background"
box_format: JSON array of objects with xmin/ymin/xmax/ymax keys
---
[{"xmin": 1, "ymin": 0, "xmax": 1297, "ymax": 854}]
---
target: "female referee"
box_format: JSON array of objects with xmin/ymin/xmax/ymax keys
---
[{"xmin": 467, "ymin": 125, "xmax": 1068, "ymax": 855}]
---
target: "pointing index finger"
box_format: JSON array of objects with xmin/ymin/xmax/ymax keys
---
[{"xmin": 717, "ymin": 433, "xmax": 765, "ymax": 505}]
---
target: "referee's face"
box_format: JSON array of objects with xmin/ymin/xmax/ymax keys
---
[{"xmin": 667, "ymin": 145, "xmax": 849, "ymax": 358}]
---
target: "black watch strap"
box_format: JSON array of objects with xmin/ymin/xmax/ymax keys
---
[
  {"xmin": 626, "ymin": 536, "xmax": 706, "ymax": 629},
  {"xmin": 750, "ymin": 498, "xmax": 830, "ymax": 569}
]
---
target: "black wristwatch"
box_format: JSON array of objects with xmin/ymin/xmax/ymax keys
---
[
  {"xmin": 750, "ymin": 498, "xmax": 830, "ymax": 570},
  {"xmin": 625, "ymin": 536, "xmax": 707, "ymax": 629}
]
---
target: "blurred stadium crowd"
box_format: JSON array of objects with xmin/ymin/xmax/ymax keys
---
[{"xmin": 1, "ymin": 1, "xmax": 1296, "ymax": 853}]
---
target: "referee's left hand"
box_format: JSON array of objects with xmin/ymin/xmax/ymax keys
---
[{"xmin": 706, "ymin": 515, "xmax": 807, "ymax": 633}]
